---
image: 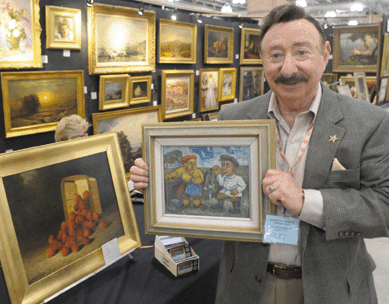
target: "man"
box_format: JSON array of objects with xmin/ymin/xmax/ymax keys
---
[
  {"xmin": 164, "ymin": 155, "xmax": 206, "ymax": 210},
  {"xmin": 212, "ymin": 155, "xmax": 247, "ymax": 213},
  {"xmin": 130, "ymin": 4, "xmax": 389, "ymax": 303}
]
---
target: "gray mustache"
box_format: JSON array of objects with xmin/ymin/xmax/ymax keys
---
[{"xmin": 274, "ymin": 75, "xmax": 309, "ymax": 85}]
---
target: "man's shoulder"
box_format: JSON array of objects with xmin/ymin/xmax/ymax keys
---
[{"xmin": 219, "ymin": 93, "xmax": 270, "ymax": 120}]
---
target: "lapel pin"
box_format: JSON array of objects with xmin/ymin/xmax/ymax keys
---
[{"xmin": 329, "ymin": 134, "xmax": 338, "ymax": 143}]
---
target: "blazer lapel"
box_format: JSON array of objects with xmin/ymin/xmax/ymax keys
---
[{"xmin": 247, "ymin": 90, "xmax": 272, "ymax": 120}]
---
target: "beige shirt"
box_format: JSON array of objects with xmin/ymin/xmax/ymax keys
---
[{"xmin": 267, "ymin": 84, "xmax": 325, "ymax": 266}]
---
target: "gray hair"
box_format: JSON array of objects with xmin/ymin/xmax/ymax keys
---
[{"xmin": 54, "ymin": 114, "xmax": 91, "ymax": 142}]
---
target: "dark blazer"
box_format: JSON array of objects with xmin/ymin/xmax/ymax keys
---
[{"xmin": 215, "ymin": 84, "xmax": 389, "ymax": 304}]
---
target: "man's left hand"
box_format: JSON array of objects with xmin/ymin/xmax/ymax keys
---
[{"xmin": 262, "ymin": 169, "xmax": 304, "ymax": 215}]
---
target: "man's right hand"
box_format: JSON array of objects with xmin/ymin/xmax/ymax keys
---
[{"xmin": 129, "ymin": 158, "xmax": 150, "ymax": 193}]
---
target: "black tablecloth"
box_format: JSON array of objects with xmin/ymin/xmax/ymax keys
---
[{"xmin": 0, "ymin": 203, "xmax": 223, "ymax": 304}]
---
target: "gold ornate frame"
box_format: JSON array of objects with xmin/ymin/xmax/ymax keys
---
[
  {"xmin": 199, "ymin": 68, "xmax": 220, "ymax": 113},
  {"xmin": 161, "ymin": 70, "xmax": 194, "ymax": 120},
  {"xmin": 87, "ymin": 3, "xmax": 155, "ymax": 75},
  {"xmin": 332, "ymin": 23, "xmax": 381, "ymax": 73},
  {"xmin": 219, "ymin": 67, "xmax": 237, "ymax": 102},
  {"xmin": 45, "ymin": 6, "xmax": 81, "ymax": 50},
  {"xmin": 1, "ymin": 70, "xmax": 85, "ymax": 138},
  {"xmin": 240, "ymin": 28, "xmax": 262, "ymax": 65},
  {"xmin": 142, "ymin": 120, "xmax": 276, "ymax": 242},
  {"xmin": 129, "ymin": 75, "xmax": 152, "ymax": 105},
  {"xmin": 239, "ymin": 66, "xmax": 264, "ymax": 102},
  {"xmin": 0, "ymin": 132, "xmax": 141, "ymax": 304},
  {"xmin": 340, "ymin": 75, "xmax": 376, "ymax": 100},
  {"xmin": 380, "ymin": 33, "xmax": 389, "ymax": 77},
  {"xmin": 204, "ymin": 25, "xmax": 234, "ymax": 64},
  {"xmin": 0, "ymin": 0, "xmax": 42, "ymax": 69},
  {"xmin": 159, "ymin": 19, "xmax": 197, "ymax": 64},
  {"xmin": 99, "ymin": 74, "xmax": 130, "ymax": 111}
]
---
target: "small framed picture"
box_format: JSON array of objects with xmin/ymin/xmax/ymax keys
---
[
  {"xmin": 353, "ymin": 72, "xmax": 370, "ymax": 103},
  {"xmin": 99, "ymin": 74, "xmax": 130, "ymax": 111},
  {"xmin": 378, "ymin": 77, "xmax": 388, "ymax": 103},
  {"xmin": 204, "ymin": 25, "xmax": 234, "ymax": 64},
  {"xmin": 219, "ymin": 68, "xmax": 237, "ymax": 102},
  {"xmin": 46, "ymin": 6, "xmax": 81, "ymax": 50},
  {"xmin": 129, "ymin": 75, "xmax": 152, "ymax": 105},
  {"xmin": 239, "ymin": 66, "xmax": 264, "ymax": 101},
  {"xmin": 199, "ymin": 69, "xmax": 220, "ymax": 113},
  {"xmin": 240, "ymin": 28, "xmax": 262, "ymax": 65}
]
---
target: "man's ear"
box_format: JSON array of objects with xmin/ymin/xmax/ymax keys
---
[{"xmin": 323, "ymin": 41, "xmax": 331, "ymax": 67}]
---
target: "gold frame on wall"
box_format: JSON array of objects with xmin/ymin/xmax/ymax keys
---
[
  {"xmin": 0, "ymin": 0, "xmax": 42, "ymax": 69},
  {"xmin": 129, "ymin": 75, "xmax": 152, "ymax": 105},
  {"xmin": 45, "ymin": 6, "xmax": 81, "ymax": 50},
  {"xmin": 219, "ymin": 67, "xmax": 237, "ymax": 102},
  {"xmin": 1, "ymin": 70, "xmax": 85, "ymax": 138},
  {"xmin": 199, "ymin": 68, "xmax": 220, "ymax": 113},
  {"xmin": 99, "ymin": 74, "xmax": 130, "ymax": 111},
  {"xmin": 142, "ymin": 120, "xmax": 276, "ymax": 242},
  {"xmin": 161, "ymin": 70, "xmax": 194, "ymax": 120},
  {"xmin": 380, "ymin": 33, "xmax": 389, "ymax": 77},
  {"xmin": 239, "ymin": 66, "xmax": 264, "ymax": 102},
  {"xmin": 340, "ymin": 75, "xmax": 376, "ymax": 100},
  {"xmin": 240, "ymin": 28, "xmax": 262, "ymax": 65},
  {"xmin": 0, "ymin": 132, "xmax": 141, "ymax": 304},
  {"xmin": 158, "ymin": 19, "xmax": 197, "ymax": 64},
  {"xmin": 87, "ymin": 3, "xmax": 156, "ymax": 75},
  {"xmin": 332, "ymin": 23, "xmax": 381, "ymax": 73},
  {"xmin": 204, "ymin": 25, "xmax": 234, "ymax": 64}
]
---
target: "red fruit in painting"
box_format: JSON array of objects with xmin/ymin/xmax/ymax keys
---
[
  {"xmin": 76, "ymin": 234, "xmax": 83, "ymax": 243},
  {"xmin": 56, "ymin": 242, "xmax": 63, "ymax": 251},
  {"xmin": 101, "ymin": 220, "xmax": 108, "ymax": 229},
  {"xmin": 75, "ymin": 194, "xmax": 82, "ymax": 204},
  {"xmin": 83, "ymin": 228, "xmax": 91, "ymax": 237},
  {"xmin": 61, "ymin": 221, "xmax": 67, "ymax": 230},
  {"xmin": 93, "ymin": 212, "xmax": 100, "ymax": 221},
  {"xmin": 46, "ymin": 246, "xmax": 56, "ymax": 258},
  {"xmin": 81, "ymin": 209, "xmax": 87, "ymax": 216},
  {"xmin": 65, "ymin": 238, "xmax": 73, "ymax": 248},
  {"xmin": 61, "ymin": 247, "xmax": 69, "ymax": 257},
  {"xmin": 71, "ymin": 243, "xmax": 79, "ymax": 253},
  {"xmin": 68, "ymin": 227, "xmax": 76, "ymax": 237},
  {"xmin": 62, "ymin": 233, "xmax": 68, "ymax": 243},
  {"xmin": 86, "ymin": 211, "xmax": 93, "ymax": 221},
  {"xmin": 83, "ymin": 191, "xmax": 90, "ymax": 201},
  {"xmin": 48, "ymin": 235, "xmax": 55, "ymax": 244},
  {"xmin": 87, "ymin": 220, "xmax": 95, "ymax": 229},
  {"xmin": 77, "ymin": 215, "xmax": 84, "ymax": 223},
  {"xmin": 69, "ymin": 212, "xmax": 76, "ymax": 220},
  {"xmin": 79, "ymin": 200, "xmax": 86, "ymax": 210},
  {"xmin": 82, "ymin": 237, "xmax": 90, "ymax": 245},
  {"xmin": 74, "ymin": 202, "xmax": 79, "ymax": 211},
  {"xmin": 67, "ymin": 219, "xmax": 75, "ymax": 229}
]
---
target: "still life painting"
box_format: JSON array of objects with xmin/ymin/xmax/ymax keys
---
[
  {"xmin": 204, "ymin": 25, "xmax": 233, "ymax": 64},
  {"xmin": 240, "ymin": 28, "xmax": 261, "ymax": 65}
]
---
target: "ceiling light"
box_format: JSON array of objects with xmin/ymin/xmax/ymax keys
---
[
  {"xmin": 239, "ymin": 23, "xmax": 244, "ymax": 29},
  {"xmin": 348, "ymin": 20, "xmax": 359, "ymax": 26},
  {"xmin": 171, "ymin": 13, "xmax": 177, "ymax": 21},
  {"xmin": 324, "ymin": 11, "xmax": 336, "ymax": 18},
  {"xmin": 232, "ymin": 0, "xmax": 246, "ymax": 4},
  {"xmin": 138, "ymin": 4, "xmax": 144, "ymax": 16},
  {"xmin": 296, "ymin": 0, "xmax": 307, "ymax": 8},
  {"xmin": 221, "ymin": 3, "xmax": 233, "ymax": 13},
  {"xmin": 86, "ymin": 0, "xmax": 94, "ymax": 7},
  {"xmin": 350, "ymin": 3, "xmax": 364, "ymax": 12}
]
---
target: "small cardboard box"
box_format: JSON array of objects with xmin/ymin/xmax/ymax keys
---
[{"xmin": 154, "ymin": 235, "xmax": 199, "ymax": 277}]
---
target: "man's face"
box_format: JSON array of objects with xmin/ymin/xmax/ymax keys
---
[
  {"xmin": 260, "ymin": 19, "xmax": 330, "ymax": 104},
  {"xmin": 221, "ymin": 161, "xmax": 235, "ymax": 176},
  {"xmin": 185, "ymin": 159, "xmax": 197, "ymax": 174}
]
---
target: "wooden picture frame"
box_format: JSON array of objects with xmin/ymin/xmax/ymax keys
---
[
  {"xmin": 239, "ymin": 66, "xmax": 264, "ymax": 102},
  {"xmin": 159, "ymin": 19, "xmax": 197, "ymax": 64},
  {"xmin": 332, "ymin": 23, "xmax": 381, "ymax": 73},
  {"xmin": 219, "ymin": 68, "xmax": 237, "ymax": 102},
  {"xmin": 240, "ymin": 28, "xmax": 261, "ymax": 65},
  {"xmin": 129, "ymin": 75, "xmax": 152, "ymax": 105},
  {"xmin": 353, "ymin": 72, "xmax": 370, "ymax": 103},
  {"xmin": 199, "ymin": 69, "xmax": 219, "ymax": 113},
  {"xmin": 0, "ymin": 0, "xmax": 42, "ymax": 69},
  {"xmin": 99, "ymin": 74, "xmax": 130, "ymax": 111},
  {"xmin": 92, "ymin": 106, "xmax": 162, "ymax": 178},
  {"xmin": 87, "ymin": 3, "xmax": 155, "ymax": 75},
  {"xmin": 161, "ymin": 70, "xmax": 194, "ymax": 120},
  {"xmin": 378, "ymin": 77, "xmax": 388, "ymax": 103},
  {"xmin": 204, "ymin": 25, "xmax": 234, "ymax": 64},
  {"xmin": 45, "ymin": 6, "xmax": 81, "ymax": 50},
  {"xmin": 142, "ymin": 120, "xmax": 276, "ymax": 242},
  {"xmin": 380, "ymin": 33, "xmax": 389, "ymax": 77},
  {"xmin": 340, "ymin": 75, "xmax": 376, "ymax": 100},
  {"xmin": 1, "ymin": 70, "xmax": 85, "ymax": 138},
  {"xmin": 0, "ymin": 132, "xmax": 141, "ymax": 304}
]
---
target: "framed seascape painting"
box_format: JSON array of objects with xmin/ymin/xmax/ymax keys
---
[
  {"xmin": 159, "ymin": 19, "xmax": 197, "ymax": 64},
  {"xmin": 240, "ymin": 28, "xmax": 261, "ymax": 65},
  {"xmin": 380, "ymin": 33, "xmax": 389, "ymax": 77},
  {"xmin": 204, "ymin": 25, "xmax": 234, "ymax": 64},
  {"xmin": 0, "ymin": 0, "xmax": 42, "ymax": 69},
  {"xmin": 129, "ymin": 75, "xmax": 152, "ymax": 105},
  {"xmin": 332, "ymin": 23, "xmax": 381, "ymax": 73},
  {"xmin": 199, "ymin": 69, "xmax": 219, "ymax": 113},
  {"xmin": 87, "ymin": 3, "xmax": 155, "ymax": 75},
  {"xmin": 219, "ymin": 68, "xmax": 237, "ymax": 102},
  {"xmin": 99, "ymin": 74, "xmax": 130, "ymax": 111},
  {"xmin": 142, "ymin": 120, "xmax": 276, "ymax": 242},
  {"xmin": 161, "ymin": 70, "xmax": 194, "ymax": 120},
  {"xmin": 92, "ymin": 106, "xmax": 162, "ymax": 178},
  {"xmin": 0, "ymin": 132, "xmax": 141, "ymax": 304},
  {"xmin": 1, "ymin": 70, "xmax": 85, "ymax": 138},
  {"xmin": 239, "ymin": 66, "xmax": 264, "ymax": 102},
  {"xmin": 45, "ymin": 6, "xmax": 81, "ymax": 50}
]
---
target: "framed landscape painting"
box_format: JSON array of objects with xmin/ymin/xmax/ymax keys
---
[
  {"xmin": 204, "ymin": 25, "xmax": 234, "ymax": 64},
  {"xmin": 0, "ymin": 132, "xmax": 140, "ymax": 304},
  {"xmin": 199, "ymin": 69, "xmax": 219, "ymax": 113},
  {"xmin": 45, "ymin": 6, "xmax": 81, "ymax": 50},
  {"xmin": 142, "ymin": 120, "xmax": 276, "ymax": 242},
  {"xmin": 129, "ymin": 75, "xmax": 152, "ymax": 105},
  {"xmin": 332, "ymin": 23, "xmax": 381, "ymax": 73},
  {"xmin": 0, "ymin": 0, "xmax": 42, "ymax": 69},
  {"xmin": 239, "ymin": 66, "xmax": 264, "ymax": 102},
  {"xmin": 1, "ymin": 70, "xmax": 85, "ymax": 138},
  {"xmin": 92, "ymin": 106, "xmax": 162, "ymax": 178},
  {"xmin": 99, "ymin": 74, "xmax": 130, "ymax": 111},
  {"xmin": 219, "ymin": 68, "xmax": 237, "ymax": 102},
  {"xmin": 87, "ymin": 3, "xmax": 155, "ymax": 75},
  {"xmin": 240, "ymin": 28, "xmax": 261, "ymax": 65},
  {"xmin": 161, "ymin": 70, "xmax": 194, "ymax": 120},
  {"xmin": 159, "ymin": 19, "xmax": 197, "ymax": 64}
]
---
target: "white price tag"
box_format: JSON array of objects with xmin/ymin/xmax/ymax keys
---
[
  {"xmin": 101, "ymin": 238, "xmax": 121, "ymax": 266},
  {"xmin": 41, "ymin": 55, "xmax": 48, "ymax": 64},
  {"xmin": 63, "ymin": 50, "xmax": 71, "ymax": 57},
  {"xmin": 91, "ymin": 92, "xmax": 97, "ymax": 100}
]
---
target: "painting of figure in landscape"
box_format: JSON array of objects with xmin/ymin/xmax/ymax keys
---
[{"xmin": 163, "ymin": 146, "xmax": 250, "ymax": 218}]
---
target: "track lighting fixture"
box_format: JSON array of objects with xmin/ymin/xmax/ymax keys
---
[
  {"xmin": 138, "ymin": 4, "xmax": 144, "ymax": 16},
  {"xmin": 86, "ymin": 0, "xmax": 93, "ymax": 7}
]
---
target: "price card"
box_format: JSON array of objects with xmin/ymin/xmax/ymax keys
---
[{"xmin": 263, "ymin": 215, "xmax": 299, "ymax": 245}]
